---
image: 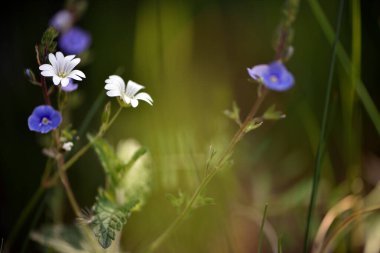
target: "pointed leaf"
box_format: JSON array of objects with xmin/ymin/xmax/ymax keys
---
[
  {"xmin": 244, "ymin": 118, "xmax": 263, "ymax": 133},
  {"xmin": 88, "ymin": 135, "xmax": 123, "ymax": 185},
  {"xmin": 263, "ymin": 105, "xmax": 286, "ymax": 120}
]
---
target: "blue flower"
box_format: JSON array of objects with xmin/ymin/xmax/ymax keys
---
[
  {"xmin": 247, "ymin": 61, "xmax": 294, "ymax": 91},
  {"xmin": 49, "ymin": 10, "xmax": 73, "ymax": 32},
  {"xmin": 59, "ymin": 27, "xmax": 91, "ymax": 54},
  {"xmin": 28, "ymin": 105, "xmax": 62, "ymax": 134},
  {"xmin": 61, "ymin": 79, "xmax": 78, "ymax": 92}
]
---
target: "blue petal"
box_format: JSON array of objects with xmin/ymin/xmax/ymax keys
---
[
  {"xmin": 33, "ymin": 105, "xmax": 53, "ymax": 118},
  {"xmin": 28, "ymin": 105, "xmax": 62, "ymax": 134},
  {"xmin": 61, "ymin": 79, "xmax": 78, "ymax": 92},
  {"xmin": 254, "ymin": 61, "xmax": 294, "ymax": 92},
  {"xmin": 59, "ymin": 27, "xmax": 91, "ymax": 54},
  {"xmin": 50, "ymin": 111, "xmax": 63, "ymax": 128},
  {"xmin": 247, "ymin": 64, "xmax": 269, "ymax": 80},
  {"xmin": 28, "ymin": 115, "xmax": 41, "ymax": 132}
]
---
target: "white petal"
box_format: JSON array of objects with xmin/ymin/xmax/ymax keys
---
[
  {"xmin": 41, "ymin": 70, "xmax": 55, "ymax": 77},
  {"xmin": 126, "ymin": 80, "xmax": 144, "ymax": 97},
  {"xmin": 135, "ymin": 92, "xmax": 153, "ymax": 105},
  {"xmin": 130, "ymin": 99, "xmax": 139, "ymax": 108},
  {"xmin": 106, "ymin": 90, "xmax": 122, "ymax": 97},
  {"xmin": 39, "ymin": 64, "xmax": 54, "ymax": 71},
  {"xmin": 104, "ymin": 83, "xmax": 119, "ymax": 90},
  {"xmin": 67, "ymin": 73, "xmax": 83, "ymax": 81},
  {"xmin": 56, "ymin": 52, "xmax": 65, "ymax": 64},
  {"xmin": 67, "ymin": 58, "xmax": 81, "ymax": 72},
  {"xmin": 61, "ymin": 77, "xmax": 70, "ymax": 87},
  {"xmin": 71, "ymin": 70, "xmax": 85, "ymax": 78},
  {"xmin": 53, "ymin": 75, "xmax": 61, "ymax": 85},
  {"xmin": 105, "ymin": 75, "xmax": 125, "ymax": 94},
  {"xmin": 122, "ymin": 95, "xmax": 131, "ymax": 104},
  {"xmin": 65, "ymin": 55, "xmax": 76, "ymax": 61},
  {"xmin": 48, "ymin": 53, "xmax": 57, "ymax": 67},
  {"xmin": 108, "ymin": 75, "xmax": 125, "ymax": 86}
]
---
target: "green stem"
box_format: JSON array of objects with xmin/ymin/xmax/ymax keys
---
[
  {"xmin": 49, "ymin": 107, "xmax": 123, "ymax": 184},
  {"xmin": 258, "ymin": 204, "xmax": 269, "ymax": 253},
  {"xmin": 5, "ymin": 107, "xmax": 123, "ymax": 250},
  {"xmin": 146, "ymin": 89, "xmax": 268, "ymax": 252},
  {"xmin": 307, "ymin": 0, "xmax": 380, "ymax": 135},
  {"xmin": 303, "ymin": 0, "xmax": 345, "ymax": 252}
]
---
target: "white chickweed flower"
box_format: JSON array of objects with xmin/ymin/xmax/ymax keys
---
[
  {"xmin": 39, "ymin": 51, "xmax": 86, "ymax": 87},
  {"xmin": 104, "ymin": 75, "xmax": 153, "ymax": 108},
  {"xmin": 62, "ymin": 141, "xmax": 74, "ymax": 151}
]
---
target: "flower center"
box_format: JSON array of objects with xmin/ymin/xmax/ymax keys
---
[
  {"xmin": 269, "ymin": 75, "xmax": 279, "ymax": 83},
  {"xmin": 41, "ymin": 117, "xmax": 51, "ymax": 125},
  {"xmin": 58, "ymin": 72, "xmax": 67, "ymax": 78}
]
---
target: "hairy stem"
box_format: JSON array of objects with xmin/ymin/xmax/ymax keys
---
[{"xmin": 5, "ymin": 107, "xmax": 123, "ymax": 250}]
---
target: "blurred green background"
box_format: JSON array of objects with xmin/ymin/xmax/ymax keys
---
[{"xmin": 1, "ymin": 0, "xmax": 380, "ymax": 252}]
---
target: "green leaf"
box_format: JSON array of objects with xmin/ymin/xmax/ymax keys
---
[
  {"xmin": 101, "ymin": 102, "xmax": 111, "ymax": 126},
  {"xmin": 244, "ymin": 118, "xmax": 263, "ymax": 133},
  {"xmin": 38, "ymin": 26, "xmax": 59, "ymax": 62},
  {"xmin": 193, "ymin": 194, "xmax": 215, "ymax": 209},
  {"xmin": 167, "ymin": 191, "xmax": 186, "ymax": 210},
  {"xmin": 90, "ymin": 195, "xmax": 138, "ymax": 249},
  {"xmin": 88, "ymin": 135, "xmax": 123, "ymax": 185},
  {"xmin": 123, "ymin": 147, "xmax": 147, "ymax": 172},
  {"xmin": 224, "ymin": 101, "xmax": 242, "ymax": 126},
  {"xmin": 262, "ymin": 105, "xmax": 286, "ymax": 120}
]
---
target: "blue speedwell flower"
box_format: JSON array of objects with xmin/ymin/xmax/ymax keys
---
[
  {"xmin": 61, "ymin": 79, "xmax": 78, "ymax": 92},
  {"xmin": 59, "ymin": 27, "xmax": 91, "ymax": 54},
  {"xmin": 247, "ymin": 61, "xmax": 294, "ymax": 91},
  {"xmin": 28, "ymin": 105, "xmax": 62, "ymax": 134}
]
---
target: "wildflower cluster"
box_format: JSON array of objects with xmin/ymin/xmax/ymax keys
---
[{"xmin": 20, "ymin": 0, "xmax": 299, "ymax": 252}]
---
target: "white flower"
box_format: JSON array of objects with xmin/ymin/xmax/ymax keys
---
[
  {"xmin": 39, "ymin": 51, "xmax": 86, "ymax": 87},
  {"xmin": 104, "ymin": 75, "xmax": 153, "ymax": 108},
  {"xmin": 62, "ymin": 141, "xmax": 74, "ymax": 151}
]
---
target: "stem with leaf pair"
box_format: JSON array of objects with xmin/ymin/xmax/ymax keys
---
[{"xmin": 146, "ymin": 88, "xmax": 269, "ymax": 253}]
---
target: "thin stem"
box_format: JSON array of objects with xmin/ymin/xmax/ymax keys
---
[
  {"xmin": 146, "ymin": 90, "xmax": 268, "ymax": 252},
  {"xmin": 307, "ymin": 0, "xmax": 380, "ymax": 135},
  {"xmin": 5, "ymin": 106, "xmax": 123, "ymax": 251},
  {"xmin": 302, "ymin": 0, "xmax": 345, "ymax": 252},
  {"xmin": 321, "ymin": 205, "xmax": 380, "ymax": 253},
  {"xmin": 57, "ymin": 154, "xmax": 81, "ymax": 216},
  {"xmin": 40, "ymin": 77, "xmax": 51, "ymax": 105},
  {"xmin": 258, "ymin": 204, "xmax": 269, "ymax": 253},
  {"xmin": 48, "ymin": 106, "xmax": 123, "ymax": 185}
]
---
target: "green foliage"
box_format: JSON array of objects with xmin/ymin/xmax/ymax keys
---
[
  {"xmin": 167, "ymin": 191, "xmax": 214, "ymax": 213},
  {"xmin": 244, "ymin": 118, "xmax": 263, "ymax": 133},
  {"xmin": 88, "ymin": 136, "xmax": 151, "ymax": 249},
  {"xmin": 263, "ymin": 105, "xmax": 286, "ymax": 120},
  {"xmin": 91, "ymin": 194, "xmax": 138, "ymax": 249},
  {"xmin": 101, "ymin": 102, "xmax": 111, "ymax": 127},
  {"xmin": 99, "ymin": 102, "xmax": 112, "ymax": 135},
  {"xmin": 38, "ymin": 27, "xmax": 59, "ymax": 62},
  {"xmin": 88, "ymin": 135, "xmax": 123, "ymax": 186},
  {"xmin": 224, "ymin": 102, "xmax": 242, "ymax": 126}
]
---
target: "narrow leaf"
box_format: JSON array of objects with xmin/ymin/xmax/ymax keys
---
[{"xmin": 244, "ymin": 118, "xmax": 263, "ymax": 133}]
